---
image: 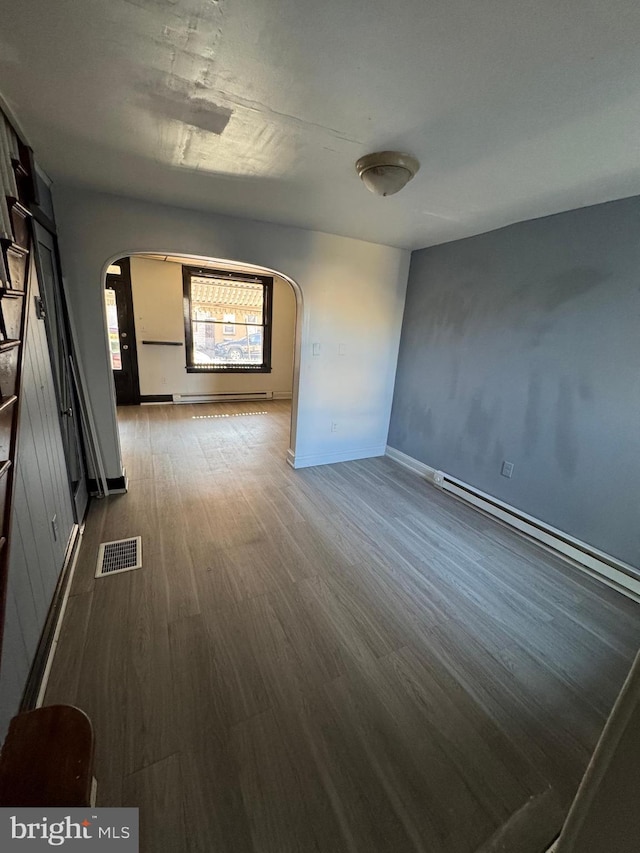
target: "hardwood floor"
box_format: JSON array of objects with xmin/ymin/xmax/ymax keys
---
[{"xmin": 45, "ymin": 400, "xmax": 639, "ymax": 852}]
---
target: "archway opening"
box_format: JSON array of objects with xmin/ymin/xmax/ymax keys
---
[{"xmin": 101, "ymin": 251, "xmax": 303, "ymax": 489}]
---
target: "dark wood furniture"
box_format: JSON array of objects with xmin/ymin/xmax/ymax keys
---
[{"xmin": 0, "ymin": 705, "xmax": 95, "ymax": 806}]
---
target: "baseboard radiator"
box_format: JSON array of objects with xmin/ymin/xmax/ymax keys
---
[
  {"xmin": 172, "ymin": 391, "xmax": 274, "ymax": 404},
  {"xmin": 385, "ymin": 446, "xmax": 640, "ymax": 602}
]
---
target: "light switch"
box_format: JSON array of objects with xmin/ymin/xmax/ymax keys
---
[
  {"xmin": 313, "ymin": 343, "xmax": 321, "ymax": 356},
  {"xmin": 338, "ymin": 343, "xmax": 346, "ymax": 356}
]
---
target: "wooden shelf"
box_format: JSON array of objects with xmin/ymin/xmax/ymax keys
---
[
  {"xmin": 7, "ymin": 200, "xmax": 31, "ymax": 251},
  {"xmin": 0, "ymin": 240, "xmax": 27, "ymax": 257},
  {"xmin": 0, "ymin": 396, "xmax": 17, "ymax": 415},
  {"xmin": 1, "ymin": 241, "xmax": 28, "ymax": 294},
  {"xmin": 0, "ymin": 339, "xmax": 20, "ymax": 352},
  {"xmin": 10, "ymin": 160, "xmax": 28, "ymax": 180}
]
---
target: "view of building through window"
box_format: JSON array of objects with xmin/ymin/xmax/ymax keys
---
[{"xmin": 185, "ymin": 271, "xmax": 272, "ymax": 370}]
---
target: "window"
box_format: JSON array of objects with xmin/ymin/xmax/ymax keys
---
[
  {"xmin": 104, "ymin": 288, "xmax": 122, "ymax": 370},
  {"xmin": 183, "ymin": 266, "xmax": 273, "ymax": 372}
]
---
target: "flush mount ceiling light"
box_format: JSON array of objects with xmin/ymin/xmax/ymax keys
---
[{"xmin": 355, "ymin": 151, "xmax": 420, "ymax": 197}]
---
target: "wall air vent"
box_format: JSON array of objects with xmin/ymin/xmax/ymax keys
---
[{"xmin": 95, "ymin": 537, "xmax": 142, "ymax": 578}]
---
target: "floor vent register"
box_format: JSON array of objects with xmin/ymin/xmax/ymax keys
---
[{"xmin": 95, "ymin": 536, "xmax": 142, "ymax": 578}]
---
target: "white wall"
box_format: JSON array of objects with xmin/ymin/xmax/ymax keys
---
[
  {"xmin": 129, "ymin": 256, "xmax": 296, "ymax": 398},
  {"xmin": 53, "ymin": 187, "xmax": 410, "ymax": 478}
]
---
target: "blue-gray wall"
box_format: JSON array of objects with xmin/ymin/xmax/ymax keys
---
[{"xmin": 388, "ymin": 196, "xmax": 640, "ymax": 568}]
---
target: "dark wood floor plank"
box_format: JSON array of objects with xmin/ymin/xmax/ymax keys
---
[
  {"xmin": 124, "ymin": 568, "xmax": 177, "ymax": 775},
  {"xmin": 73, "ymin": 571, "xmax": 132, "ymax": 806},
  {"xmin": 44, "ymin": 590, "xmax": 93, "ymax": 706},
  {"xmin": 203, "ymin": 604, "xmax": 273, "ymax": 726},
  {"xmin": 180, "ymin": 737, "xmax": 255, "ymax": 853},
  {"xmin": 123, "ymin": 754, "xmax": 185, "ymax": 853},
  {"xmin": 231, "ymin": 706, "xmax": 349, "ymax": 853},
  {"xmin": 324, "ymin": 667, "xmax": 494, "ymax": 853},
  {"xmin": 154, "ymin": 474, "xmax": 201, "ymax": 623},
  {"xmin": 168, "ymin": 614, "xmax": 228, "ymax": 743},
  {"xmin": 43, "ymin": 400, "xmax": 639, "ymax": 852}
]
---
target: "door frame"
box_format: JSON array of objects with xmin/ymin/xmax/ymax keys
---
[
  {"xmin": 32, "ymin": 222, "xmax": 89, "ymax": 523},
  {"xmin": 105, "ymin": 257, "xmax": 141, "ymax": 406}
]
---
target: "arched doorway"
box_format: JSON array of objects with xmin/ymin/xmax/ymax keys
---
[{"xmin": 101, "ymin": 251, "xmax": 303, "ymax": 483}]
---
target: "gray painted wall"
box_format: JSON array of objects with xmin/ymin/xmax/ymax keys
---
[
  {"xmin": 0, "ymin": 261, "xmax": 75, "ymax": 737},
  {"xmin": 388, "ymin": 196, "xmax": 640, "ymax": 568}
]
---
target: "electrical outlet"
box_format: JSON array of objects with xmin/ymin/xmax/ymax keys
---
[
  {"xmin": 433, "ymin": 470, "xmax": 445, "ymax": 487},
  {"xmin": 331, "ymin": 421, "xmax": 338, "ymax": 433},
  {"xmin": 501, "ymin": 460, "xmax": 514, "ymax": 478}
]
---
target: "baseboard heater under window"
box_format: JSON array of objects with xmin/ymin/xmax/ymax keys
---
[
  {"xmin": 385, "ymin": 447, "xmax": 640, "ymax": 602},
  {"xmin": 172, "ymin": 391, "xmax": 274, "ymax": 404}
]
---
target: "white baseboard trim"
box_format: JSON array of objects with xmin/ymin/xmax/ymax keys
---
[
  {"xmin": 35, "ymin": 522, "xmax": 85, "ymax": 708},
  {"xmin": 385, "ymin": 447, "xmax": 640, "ymax": 602},
  {"xmin": 288, "ymin": 444, "xmax": 386, "ymax": 469},
  {"xmin": 385, "ymin": 446, "xmax": 438, "ymax": 481},
  {"xmin": 173, "ymin": 391, "xmax": 274, "ymax": 404}
]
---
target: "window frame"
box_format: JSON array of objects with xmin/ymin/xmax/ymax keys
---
[{"xmin": 182, "ymin": 266, "xmax": 273, "ymax": 373}]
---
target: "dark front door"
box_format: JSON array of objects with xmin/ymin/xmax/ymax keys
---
[{"xmin": 105, "ymin": 257, "xmax": 140, "ymax": 406}]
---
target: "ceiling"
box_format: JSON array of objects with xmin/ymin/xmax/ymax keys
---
[{"xmin": 1, "ymin": 0, "xmax": 639, "ymax": 249}]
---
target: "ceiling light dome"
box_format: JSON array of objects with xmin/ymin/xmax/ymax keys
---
[{"xmin": 355, "ymin": 151, "xmax": 420, "ymax": 196}]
